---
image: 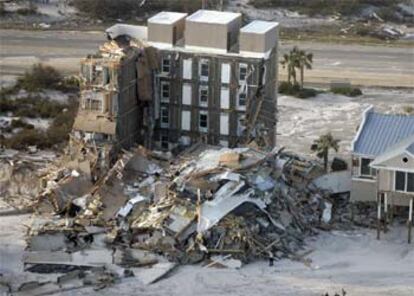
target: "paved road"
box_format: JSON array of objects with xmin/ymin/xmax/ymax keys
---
[{"xmin": 0, "ymin": 29, "xmax": 413, "ymax": 87}]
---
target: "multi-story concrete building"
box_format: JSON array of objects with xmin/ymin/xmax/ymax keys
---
[
  {"xmin": 145, "ymin": 10, "xmax": 279, "ymax": 150},
  {"xmin": 74, "ymin": 10, "xmax": 279, "ymax": 152}
]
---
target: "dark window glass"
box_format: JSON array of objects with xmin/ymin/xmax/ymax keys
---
[
  {"xmin": 395, "ymin": 171, "xmax": 406, "ymax": 191},
  {"xmin": 238, "ymin": 93, "xmax": 247, "ymax": 107},
  {"xmin": 162, "ymin": 58, "xmax": 170, "ymax": 73},
  {"xmin": 200, "ymin": 89, "xmax": 208, "ymax": 103},
  {"xmin": 361, "ymin": 158, "xmax": 372, "ymax": 176},
  {"xmin": 239, "ymin": 66, "xmax": 247, "ymax": 81},
  {"xmin": 201, "ymin": 63, "xmax": 209, "ymax": 77},
  {"xmin": 407, "ymin": 172, "xmax": 414, "ymax": 192},
  {"xmin": 200, "ymin": 114, "xmax": 208, "ymax": 128}
]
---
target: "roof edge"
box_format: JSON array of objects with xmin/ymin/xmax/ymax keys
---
[{"xmin": 351, "ymin": 105, "xmax": 374, "ymax": 152}]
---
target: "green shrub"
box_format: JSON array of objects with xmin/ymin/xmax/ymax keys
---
[
  {"xmin": 331, "ymin": 86, "xmax": 363, "ymax": 97},
  {"xmin": 16, "ymin": 5, "xmax": 37, "ymax": 16},
  {"xmin": 11, "ymin": 119, "xmax": 34, "ymax": 130},
  {"xmin": 17, "ymin": 64, "xmax": 63, "ymax": 92},
  {"xmin": 279, "ymin": 81, "xmax": 318, "ymax": 99},
  {"xmin": 403, "ymin": 105, "xmax": 414, "ymax": 114},
  {"xmin": 4, "ymin": 129, "xmax": 47, "ymax": 150}
]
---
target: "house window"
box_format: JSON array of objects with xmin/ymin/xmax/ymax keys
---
[
  {"xmin": 395, "ymin": 171, "xmax": 414, "ymax": 193},
  {"xmin": 84, "ymin": 98, "xmax": 103, "ymax": 112},
  {"xmin": 162, "ymin": 57, "xmax": 170, "ymax": 74},
  {"xmin": 199, "ymin": 86, "xmax": 208, "ymax": 107},
  {"xmin": 360, "ymin": 158, "xmax": 376, "ymax": 177},
  {"xmin": 160, "ymin": 106, "xmax": 169, "ymax": 128},
  {"xmin": 199, "ymin": 112, "xmax": 208, "ymax": 132},
  {"xmin": 200, "ymin": 60, "xmax": 209, "ymax": 81},
  {"xmin": 161, "ymin": 82, "xmax": 170, "ymax": 102},
  {"xmin": 239, "ymin": 63, "xmax": 248, "ymax": 81},
  {"xmin": 237, "ymin": 92, "xmax": 247, "ymax": 109}
]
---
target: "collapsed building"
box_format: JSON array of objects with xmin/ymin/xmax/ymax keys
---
[{"xmin": 72, "ymin": 10, "xmax": 279, "ymax": 152}]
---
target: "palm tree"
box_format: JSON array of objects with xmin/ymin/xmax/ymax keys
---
[
  {"xmin": 280, "ymin": 51, "xmax": 297, "ymax": 85},
  {"xmin": 311, "ymin": 133, "xmax": 340, "ymax": 172},
  {"xmin": 294, "ymin": 47, "xmax": 313, "ymax": 89}
]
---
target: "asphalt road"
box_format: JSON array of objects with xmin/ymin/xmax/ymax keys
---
[{"xmin": 0, "ymin": 29, "xmax": 413, "ymax": 88}]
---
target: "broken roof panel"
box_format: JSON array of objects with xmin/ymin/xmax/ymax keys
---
[{"xmin": 352, "ymin": 107, "xmax": 414, "ymax": 157}]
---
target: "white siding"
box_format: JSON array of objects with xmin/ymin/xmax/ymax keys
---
[
  {"xmin": 220, "ymin": 87, "xmax": 230, "ymax": 109},
  {"xmin": 221, "ymin": 63, "xmax": 231, "ymax": 84},
  {"xmin": 220, "ymin": 113, "xmax": 229, "ymax": 136},
  {"xmin": 183, "ymin": 59, "xmax": 192, "ymax": 80},
  {"xmin": 181, "ymin": 110, "xmax": 191, "ymax": 131},
  {"xmin": 182, "ymin": 84, "xmax": 192, "ymax": 105}
]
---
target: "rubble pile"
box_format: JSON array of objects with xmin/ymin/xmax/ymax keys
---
[{"xmin": 16, "ymin": 143, "xmax": 355, "ymax": 292}]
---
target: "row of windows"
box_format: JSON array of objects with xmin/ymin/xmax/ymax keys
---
[
  {"xmin": 162, "ymin": 57, "xmax": 249, "ymax": 83},
  {"xmin": 159, "ymin": 108, "xmax": 245, "ymax": 137},
  {"xmin": 160, "ymin": 82, "xmax": 247, "ymax": 110}
]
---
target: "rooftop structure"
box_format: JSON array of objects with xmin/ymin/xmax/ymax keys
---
[{"xmin": 352, "ymin": 107, "xmax": 414, "ymax": 157}]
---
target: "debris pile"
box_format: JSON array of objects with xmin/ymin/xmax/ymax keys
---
[{"xmin": 18, "ymin": 143, "xmax": 347, "ymax": 292}]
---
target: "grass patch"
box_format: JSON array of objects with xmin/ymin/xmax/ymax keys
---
[
  {"xmin": 279, "ymin": 81, "xmax": 319, "ymax": 99},
  {"xmin": 331, "ymin": 86, "xmax": 363, "ymax": 97}
]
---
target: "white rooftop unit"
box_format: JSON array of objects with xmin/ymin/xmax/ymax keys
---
[
  {"xmin": 185, "ymin": 10, "xmax": 242, "ymax": 52},
  {"xmin": 240, "ymin": 21, "xmax": 279, "ymax": 55},
  {"xmin": 148, "ymin": 11, "xmax": 187, "ymax": 45}
]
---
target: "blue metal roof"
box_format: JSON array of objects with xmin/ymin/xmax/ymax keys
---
[
  {"xmin": 408, "ymin": 142, "xmax": 414, "ymax": 155},
  {"xmin": 353, "ymin": 111, "xmax": 414, "ymax": 157}
]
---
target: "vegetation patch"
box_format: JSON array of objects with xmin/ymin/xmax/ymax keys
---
[
  {"xmin": 331, "ymin": 86, "xmax": 363, "ymax": 97},
  {"xmin": 279, "ymin": 82, "xmax": 319, "ymax": 99},
  {"xmin": 250, "ymin": 0, "xmax": 408, "ymax": 21},
  {"xmin": 71, "ymin": 0, "xmax": 227, "ymax": 20}
]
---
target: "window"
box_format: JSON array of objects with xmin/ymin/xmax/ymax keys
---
[
  {"xmin": 199, "ymin": 112, "xmax": 208, "ymax": 132},
  {"xmin": 237, "ymin": 92, "xmax": 247, "ymax": 109},
  {"xmin": 360, "ymin": 158, "xmax": 376, "ymax": 177},
  {"xmin": 160, "ymin": 106, "xmax": 169, "ymax": 128},
  {"xmin": 199, "ymin": 86, "xmax": 208, "ymax": 107},
  {"xmin": 221, "ymin": 63, "xmax": 231, "ymax": 84},
  {"xmin": 182, "ymin": 84, "xmax": 192, "ymax": 105},
  {"xmin": 162, "ymin": 57, "xmax": 170, "ymax": 74},
  {"xmin": 183, "ymin": 59, "xmax": 192, "ymax": 80},
  {"xmin": 181, "ymin": 110, "xmax": 191, "ymax": 131},
  {"xmin": 220, "ymin": 87, "xmax": 230, "ymax": 109},
  {"xmin": 220, "ymin": 113, "xmax": 229, "ymax": 136},
  {"xmin": 84, "ymin": 98, "xmax": 103, "ymax": 112},
  {"xmin": 161, "ymin": 82, "xmax": 170, "ymax": 102},
  {"xmin": 395, "ymin": 171, "xmax": 414, "ymax": 193},
  {"xmin": 239, "ymin": 64, "xmax": 248, "ymax": 81},
  {"xmin": 200, "ymin": 60, "xmax": 209, "ymax": 81}
]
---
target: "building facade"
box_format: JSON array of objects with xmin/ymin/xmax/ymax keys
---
[
  {"xmin": 146, "ymin": 10, "xmax": 279, "ymax": 150},
  {"xmin": 74, "ymin": 10, "xmax": 279, "ymax": 152}
]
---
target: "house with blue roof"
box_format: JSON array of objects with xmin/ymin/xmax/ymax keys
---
[
  {"xmin": 351, "ymin": 106, "xmax": 414, "ymax": 242},
  {"xmin": 351, "ymin": 106, "xmax": 414, "ymax": 207}
]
